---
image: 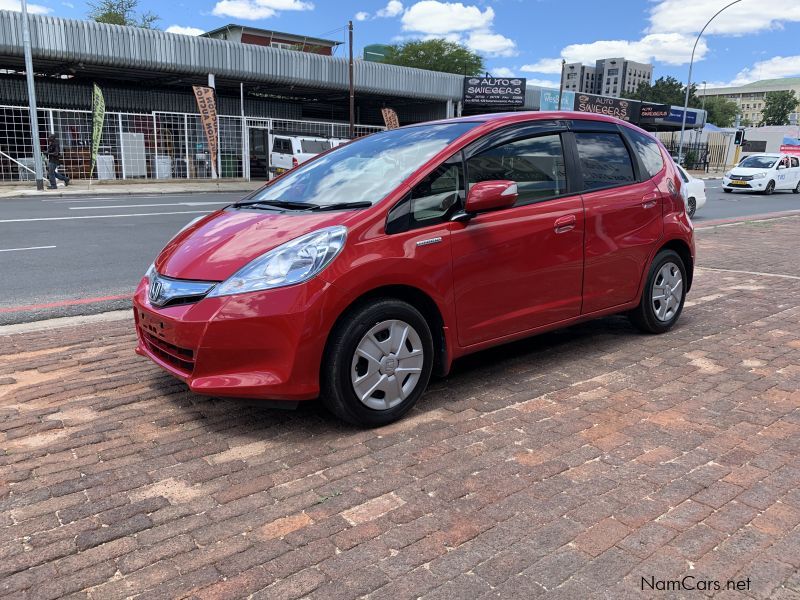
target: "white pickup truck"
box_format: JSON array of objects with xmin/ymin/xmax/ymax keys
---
[{"xmin": 269, "ymin": 135, "xmax": 333, "ymax": 179}]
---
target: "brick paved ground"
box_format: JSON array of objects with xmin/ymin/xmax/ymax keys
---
[{"xmin": 2, "ymin": 217, "xmax": 800, "ymax": 600}]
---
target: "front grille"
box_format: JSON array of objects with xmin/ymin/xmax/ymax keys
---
[
  {"xmin": 731, "ymin": 175, "xmax": 753, "ymax": 181},
  {"xmin": 141, "ymin": 330, "xmax": 195, "ymax": 374}
]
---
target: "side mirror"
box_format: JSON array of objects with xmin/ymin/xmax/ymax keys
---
[
  {"xmin": 777, "ymin": 163, "xmax": 786, "ymax": 170},
  {"xmin": 464, "ymin": 180, "xmax": 518, "ymax": 214}
]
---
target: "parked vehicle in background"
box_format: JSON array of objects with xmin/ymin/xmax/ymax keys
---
[
  {"xmin": 135, "ymin": 112, "xmax": 694, "ymax": 426},
  {"xmin": 675, "ymin": 164, "xmax": 706, "ymax": 218},
  {"xmin": 269, "ymin": 135, "xmax": 333, "ymax": 179},
  {"xmin": 723, "ymin": 153, "xmax": 800, "ymax": 194}
]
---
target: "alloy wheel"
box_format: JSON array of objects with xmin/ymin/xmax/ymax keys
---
[
  {"xmin": 350, "ymin": 319, "xmax": 425, "ymax": 410},
  {"xmin": 651, "ymin": 261, "xmax": 683, "ymax": 322},
  {"xmin": 688, "ymin": 198, "xmax": 696, "ymax": 218}
]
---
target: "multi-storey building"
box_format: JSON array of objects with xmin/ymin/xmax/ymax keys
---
[
  {"xmin": 699, "ymin": 78, "xmax": 800, "ymax": 126},
  {"xmin": 562, "ymin": 57, "xmax": 652, "ymax": 98}
]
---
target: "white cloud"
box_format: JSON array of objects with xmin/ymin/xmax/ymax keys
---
[
  {"xmin": 401, "ymin": 1, "xmax": 493, "ymax": 34},
  {"xmin": 491, "ymin": 67, "xmax": 515, "ymax": 77},
  {"xmin": 711, "ymin": 55, "xmax": 800, "ymax": 87},
  {"xmin": 376, "ymin": 0, "xmax": 403, "ymax": 18},
  {"xmin": 466, "ymin": 30, "xmax": 516, "ymax": 57},
  {"xmin": 561, "ymin": 33, "xmax": 708, "ymax": 66},
  {"xmin": 355, "ymin": 11, "xmax": 369, "ymax": 21},
  {"xmin": 649, "ymin": 0, "xmax": 800, "ymax": 36},
  {"xmin": 211, "ymin": 0, "xmax": 313, "ymax": 20},
  {"xmin": 526, "ymin": 78, "xmax": 560, "ymax": 89},
  {"xmin": 0, "ymin": 0, "xmax": 51, "ymax": 14},
  {"xmin": 166, "ymin": 25, "xmax": 205, "ymax": 36},
  {"xmin": 521, "ymin": 58, "xmax": 563, "ymax": 74}
]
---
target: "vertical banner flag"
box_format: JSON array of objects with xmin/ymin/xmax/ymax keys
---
[
  {"xmin": 90, "ymin": 83, "xmax": 105, "ymax": 178},
  {"xmin": 381, "ymin": 107, "xmax": 400, "ymax": 130},
  {"xmin": 192, "ymin": 86, "xmax": 219, "ymax": 175}
]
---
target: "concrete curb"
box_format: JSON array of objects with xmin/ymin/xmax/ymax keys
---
[
  {"xmin": 0, "ymin": 309, "xmax": 131, "ymax": 335},
  {"xmin": 695, "ymin": 210, "xmax": 800, "ymax": 229},
  {"xmin": 0, "ymin": 186, "xmax": 259, "ymax": 199}
]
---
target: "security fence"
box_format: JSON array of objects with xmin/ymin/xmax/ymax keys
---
[{"xmin": 0, "ymin": 105, "xmax": 384, "ymax": 182}]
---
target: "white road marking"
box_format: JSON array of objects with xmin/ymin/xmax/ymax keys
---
[
  {"xmin": 0, "ymin": 210, "xmax": 213, "ymax": 224},
  {"xmin": 696, "ymin": 266, "xmax": 800, "ymax": 281},
  {"xmin": 0, "ymin": 245, "xmax": 57, "ymax": 253},
  {"xmin": 69, "ymin": 202, "xmax": 226, "ymax": 210}
]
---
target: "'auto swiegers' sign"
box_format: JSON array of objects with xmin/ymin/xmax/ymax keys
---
[
  {"xmin": 573, "ymin": 93, "xmax": 640, "ymax": 122},
  {"xmin": 463, "ymin": 77, "xmax": 526, "ymax": 106}
]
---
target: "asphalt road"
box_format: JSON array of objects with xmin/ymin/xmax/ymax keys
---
[{"xmin": 1, "ymin": 182, "xmax": 798, "ymax": 325}]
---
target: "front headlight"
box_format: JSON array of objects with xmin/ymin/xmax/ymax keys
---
[
  {"xmin": 145, "ymin": 263, "xmax": 156, "ymax": 281},
  {"xmin": 208, "ymin": 225, "xmax": 347, "ymax": 297},
  {"xmin": 751, "ymin": 171, "xmax": 768, "ymax": 179},
  {"xmin": 724, "ymin": 171, "xmax": 731, "ymax": 178}
]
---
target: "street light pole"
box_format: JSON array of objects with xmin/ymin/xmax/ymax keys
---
[
  {"xmin": 558, "ymin": 59, "xmax": 566, "ymax": 110},
  {"xmin": 677, "ymin": 0, "xmax": 743, "ymax": 164},
  {"xmin": 21, "ymin": 0, "xmax": 44, "ymax": 190},
  {"xmin": 348, "ymin": 20, "xmax": 355, "ymax": 139}
]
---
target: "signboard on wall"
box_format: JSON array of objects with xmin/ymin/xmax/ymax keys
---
[
  {"xmin": 192, "ymin": 85, "xmax": 219, "ymax": 176},
  {"xmin": 463, "ymin": 77, "xmax": 526, "ymax": 106},
  {"xmin": 540, "ymin": 90, "xmax": 575, "ymax": 111},
  {"xmin": 664, "ymin": 107, "xmax": 697, "ymax": 125},
  {"xmin": 780, "ymin": 144, "xmax": 800, "ymax": 155},
  {"xmin": 639, "ymin": 103, "xmax": 670, "ymax": 121},
  {"xmin": 573, "ymin": 93, "xmax": 641, "ymax": 122},
  {"xmin": 381, "ymin": 108, "xmax": 400, "ymax": 130}
]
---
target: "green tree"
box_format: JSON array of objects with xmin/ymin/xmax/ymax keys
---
[
  {"xmin": 633, "ymin": 76, "xmax": 699, "ymax": 107},
  {"xmin": 383, "ymin": 39, "xmax": 484, "ymax": 75},
  {"xmin": 87, "ymin": 0, "xmax": 159, "ymax": 28},
  {"xmin": 761, "ymin": 90, "xmax": 798, "ymax": 126},
  {"xmin": 702, "ymin": 96, "xmax": 738, "ymax": 127}
]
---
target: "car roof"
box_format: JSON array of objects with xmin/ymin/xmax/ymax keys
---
[
  {"xmin": 745, "ymin": 153, "xmax": 782, "ymax": 157},
  {"xmin": 422, "ymin": 110, "xmax": 633, "ymax": 128}
]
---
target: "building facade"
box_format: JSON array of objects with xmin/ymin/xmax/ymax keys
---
[
  {"xmin": 201, "ymin": 25, "xmax": 341, "ymax": 56},
  {"xmin": 562, "ymin": 57, "xmax": 652, "ymax": 98},
  {"xmin": 699, "ymin": 78, "xmax": 800, "ymax": 126}
]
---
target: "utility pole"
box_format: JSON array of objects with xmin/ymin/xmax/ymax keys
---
[
  {"xmin": 21, "ymin": 0, "xmax": 44, "ymax": 190},
  {"xmin": 348, "ymin": 20, "xmax": 355, "ymax": 139},
  {"xmin": 558, "ymin": 59, "xmax": 566, "ymax": 110}
]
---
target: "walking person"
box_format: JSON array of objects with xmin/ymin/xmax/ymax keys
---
[{"xmin": 45, "ymin": 133, "xmax": 70, "ymax": 189}]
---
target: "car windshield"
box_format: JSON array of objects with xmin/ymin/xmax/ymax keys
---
[
  {"xmin": 247, "ymin": 122, "xmax": 480, "ymax": 207},
  {"xmin": 739, "ymin": 156, "xmax": 778, "ymax": 169}
]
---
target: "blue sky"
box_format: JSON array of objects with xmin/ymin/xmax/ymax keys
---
[{"xmin": 5, "ymin": 0, "xmax": 800, "ymax": 89}]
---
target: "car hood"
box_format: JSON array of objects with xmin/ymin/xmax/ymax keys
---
[
  {"xmin": 728, "ymin": 167, "xmax": 773, "ymax": 176},
  {"xmin": 155, "ymin": 208, "xmax": 358, "ymax": 281}
]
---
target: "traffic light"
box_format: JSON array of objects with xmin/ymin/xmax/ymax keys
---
[{"xmin": 734, "ymin": 129, "xmax": 745, "ymax": 146}]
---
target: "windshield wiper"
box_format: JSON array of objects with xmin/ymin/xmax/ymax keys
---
[
  {"xmin": 312, "ymin": 201, "xmax": 373, "ymax": 212},
  {"xmin": 234, "ymin": 199, "xmax": 320, "ymax": 211}
]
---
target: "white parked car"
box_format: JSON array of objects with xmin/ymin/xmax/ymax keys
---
[
  {"xmin": 722, "ymin": 153, "xmax": 800, "ymax": 194},
  {"xmin": 269, "ymin": 135, "xmax": 334, "ymax": 179},
  {"xmin": 675, "ymin": 164, "xmax": 706, "ymax": 218}
]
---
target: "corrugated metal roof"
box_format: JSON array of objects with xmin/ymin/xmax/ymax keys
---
[{"xmin": 0, "ymin": 10, "xmax": 465, "ymax": 102}]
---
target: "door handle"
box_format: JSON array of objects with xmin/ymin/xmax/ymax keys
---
[
  {"xmin": 554, "ymin": 214, "xmax": 576, "ymax": 234},
  {"xmin": 641, "ymin": 192, "xmax": 659, "ymax": 209}
]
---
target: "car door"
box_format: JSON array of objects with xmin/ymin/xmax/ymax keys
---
[
  {"xmin": 576, "ymin": 124, "xmax": 664, "ymax": 314},
  {"xmin": 791, "ymin": 157, "xmax": 800, "ymax": 188},
  {"xmin": 270, "ymin": 136, "xmax": 292, "ymax": 174},
  {"xmin": 776, "ymin": 156, "xmax": 798, "ymax": 189},
  {"xmin": 450, "ymin": 125, "xmax": 584, "ymax": 347}
]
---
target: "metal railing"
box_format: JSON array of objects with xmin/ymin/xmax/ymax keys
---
[{"xmin": 0, "ymin": 104, "xmax": 384, "ymax": 182}]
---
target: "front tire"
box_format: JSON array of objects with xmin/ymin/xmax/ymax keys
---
[
  {"xmin": 723, "ymin": 187, "xmax": 732, "ymax": 193},
  {"xmin": 764, "ymin": 180, "xmax": 775, "ymax": 195},
  {"xmin": 687, "ymin": 197, "xmax": 696, "ymax": 218},
  {"xmin": 321, "ymin": 299, "xmax": 434, "ymax": 427},
  {"xmin": 629, "ymin": 250, "xmax": 687, "ymax": 334}
]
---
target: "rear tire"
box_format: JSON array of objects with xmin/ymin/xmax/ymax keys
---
[
  {"xmin": 687, "ymin": 197, "xmax": 696, "ymax": 218},
  {"xmin": 793, "ymin": 180, "xmax": 800, "ymax": 194},
  {"xmin": 629, "ymin": 249, "xmax": 687, "ymax": 334},
  {"xmin": 321, "ymin": 299, "xmax": 434, "ymax": 427}
]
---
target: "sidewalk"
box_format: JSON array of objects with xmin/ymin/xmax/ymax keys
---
[
  {"xmin": 2, "ymin": 217, "xmax": 799, "ymax": 599},
  {"xmin": 0, "ymin": 179, "xmax": 262, "ymax": 199}
]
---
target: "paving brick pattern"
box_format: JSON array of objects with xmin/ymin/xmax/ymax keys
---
[{"xmin": 2, "ymin": 217, "xmax": 800, "ymax": 599}]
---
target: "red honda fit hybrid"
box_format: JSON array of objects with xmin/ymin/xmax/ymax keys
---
[{"xmin": 134, "ymin": 112, "xmax": 694, "ymax": 426}]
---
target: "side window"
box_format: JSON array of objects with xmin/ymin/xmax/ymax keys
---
[
  {"xmin": 386, "ymin": 158, "xmax": 464, "ymax": 233},
  {"xmin": 467, "ymin": 134, "xmax": 567, "ymax": 204},
  {"xmin": 272, "ymin": 137, "xmax": 291, "ymax": 154},
  {"xmin": 626, "ymin": 128, "xmax": 664, "ymax": 179},
  {"xmin": 575, "ymin": 132, "xmax": 635, "ymax": 190},
  {"xmin": 411, "ymin": 162, "xmax": 462, "ymax": 225},
  {"xmin": 792, "ymin": 157, "xmax": 799, "ymax": 168}
]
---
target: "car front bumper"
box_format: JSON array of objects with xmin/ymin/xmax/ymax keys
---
[
  {"xmin": 722, "ymin": 177, "xmax": 766, "ymax": 190},
  {"xmin": 133, "ymin": 276, "xmax": 342, "ymax": 401}
]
